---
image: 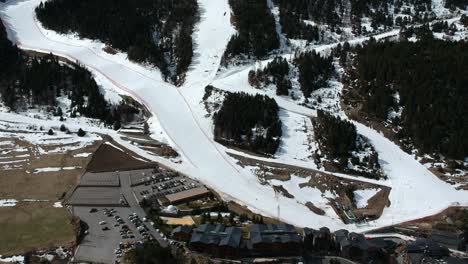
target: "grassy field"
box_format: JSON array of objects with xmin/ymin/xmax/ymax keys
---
[
  {"xmin": 0, "ymin": 203, "xmax": 75, "ymax": 256},
  {"xmin": 0, "ymin": 136, "xmax": 100, "ymax": 255}
]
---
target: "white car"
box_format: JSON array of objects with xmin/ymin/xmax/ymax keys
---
[{"xmin": 99, "ymin": 221, "xmax": 106, "ymax": 225}]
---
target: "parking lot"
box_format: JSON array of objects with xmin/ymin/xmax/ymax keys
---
[
  {"xmin": 68, "ymin": 165, "xmax": 209, "ymax": 263},
  {"xmin": 72, "ymin": 206, "xmax": 167, "ymax": 263},
  {"xmin": 130, "ymin": 169, "xmax": 206, "ymax": 204}
]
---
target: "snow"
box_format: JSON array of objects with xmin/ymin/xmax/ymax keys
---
[
  {"xmin": 0, "ymin": 117, "xmax": 102, "ymax": 157},
  {"xmin": 266, "ymin": 0, "xmax": 288, "ymax": 51},
  {"xmin": 209, "ymin": 212, "xmax": 231, "ymax": 217},
  {"xmin": 33, "ymin": 167, "xmax": 81, "ymax": 173},
  {"xmin": 0, "ymin": 255, "xmax": 24, "ymax": 264},
  {"xmin": 1, "ymin": 0, "xmax": 467, "ymax": 232},
  {"xmin": 22, "ymin": 199, "xmax": 49, "ymax": 202},
  {"xmin": 432, "ymin": 0, "xmax": 451, "ymax": 18},
  {"xmin": 104, "ymin": 141, "xmax": 124, "ymax": 152},
  {"xmin": 0, "ymin": 199, "xmax": 18, "ymax": 207},
  {"xmin": 73, "ymin": 152, "xmax": 92, "ymax": 158},
  {"xmin": 354, "ymin": 122, "xmax": 468, "ymax": 226},
  {"xmin": 0, "ymin": 159, "xmax": 28, "ymax": 164},
  {"xmin": 270, "ymin": 175, "xmax": 337, "ymax": 218},
  {"xmin": 275, "ymin": 110, "xmax": 317, "ymax": 164},
  {"xmin": 354, "ymin": 188, "xmax": 380, "ymax": 209}
]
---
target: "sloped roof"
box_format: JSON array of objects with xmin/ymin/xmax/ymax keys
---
[
  {"xmin": 250, "ymin": 224, "xmax": 302, "ymax": 245},
  {"xmin": 172, "ymin": 225, "xmax": 192, "ymax": 235},
  {"xmin": 190, "ymin": 224, "xmax": 241, "ymax": 248}
]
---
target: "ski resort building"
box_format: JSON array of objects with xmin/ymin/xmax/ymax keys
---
[{"xmin": 189, "ymin": 224, "xmax": 242, "ymax": 258}]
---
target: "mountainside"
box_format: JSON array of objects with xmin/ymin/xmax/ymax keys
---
[
  {"xmin": 36, "ymin": 0, "xmax": 199, "ymax": 84},
  {"xmin": 0, "ymin": 0, "xmax": 467, "ymax": 239}
]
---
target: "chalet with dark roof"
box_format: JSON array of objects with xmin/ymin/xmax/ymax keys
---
[
  {"xmin": 249, "ymin": 224, "xmax": 302, "ymax": 256},
  {"xmin": 407, "ymin": 238, "xmax": 450, "ymax": 259},
  {"xmin": 189, "ymin": 224, "xmax": 242, "ymax": 258},
  {"xmin": 303, "ymin": 227, "xmax": 333, "ymax": 253},
  {"xmin": 171, "ymin": 225, "xmax": 192, "ymax": 242},
  {"xmin": 429, "ymin": 230, "xmax": 465, "ymax": 251}
]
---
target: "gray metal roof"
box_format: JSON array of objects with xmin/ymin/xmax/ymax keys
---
[
  {"xmin": 172, "ymin": 225, "xmax": 192, "ymax": 236},
  {"xmin": 430, "ymin": 232, "xmax": 464, "ymax": 246},
  {"xmin": 190, "ymin": 224, "xmax": 241, "ymax": 248},
  {"xmin": 334, "ymin": 229, "xmax": 349, "ymax": 243},
  {"xmin": 250, "ymin": 224, "xmax": 302, "ymax": 245}
]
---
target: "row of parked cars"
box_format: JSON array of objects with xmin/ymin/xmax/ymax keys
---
[
  {"xmin": 128, "ymin": 213, "xmax": 153, "ymax": 241},
  {"xmin": 142, "ymin": 172, "xmax": 176, "ymax": 186}
]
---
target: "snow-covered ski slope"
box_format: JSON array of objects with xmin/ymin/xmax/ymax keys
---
[{"xmin": 1, "ymin": 0, "xmax": 467, "ymax": 231}]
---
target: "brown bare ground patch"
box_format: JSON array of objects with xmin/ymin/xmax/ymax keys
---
[
  {"xmin": 0, "ymin": 138, "xmax": 100, "ymax": 200},
  {"xmin": 86, "ymin": 139, "xmax": 156, "ymax": 172},
  {"xmin": 103, "ymin": 46, "xmax": 118, "ymax": 55},
  {"xmin": 0, "ymin": 132, "xmax": 100, "ymax": 256},
  {"xmin": 305, "ymin": 202, "xmax": 326, "ymax": 215}
]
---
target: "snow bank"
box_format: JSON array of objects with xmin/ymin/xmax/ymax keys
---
[
  {"xmin": 0, "ymin": 255, "xmax": 24, "ymax": 264},
  {"xmin": 354, "ymin": 188, "xmax": 380, "ymax": 209},
  {"xmin": 33, "ymin": 166, "xmax": 81, "ymax": 174},
  {"xmin": 104, "ymin": 142, "xmax": 124, "ymax": 152},
  {"xmin": 73, "ymin": 152, "xmax": 92, "ymax": 158},
  {"xmin": 0, "ymin": 199, "xmax": 18, "ymax": 207}
]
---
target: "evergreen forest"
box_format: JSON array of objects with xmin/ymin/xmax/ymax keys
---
[
  {"xmin": 222, "ymin": 0, "xmax": 279, "ymax": 64},
  {"xmin": 36, "ymin": 0, "xmax": 198, "ymax": 83},
  {"xmin": 0, "ymin": 20, "xmax": 138, "ymax": 126},
  {"xmin": 351, "ymin": 38, "xmax": 468, "ymax": 159},
  {"xmin": 214, "ymin": 92, "xmax": 282, "ymax": 155}
]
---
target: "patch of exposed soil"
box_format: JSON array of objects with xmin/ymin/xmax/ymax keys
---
[
  {"xmin": 86, "ymin": 139, "xmax": 156, "ymax": 172},
  {"xmin": 305, "ymin": 202, "xmax": 326, "ymax": 215}
]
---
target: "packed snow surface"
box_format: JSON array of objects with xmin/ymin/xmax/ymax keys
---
[{"xmin": 1, "ymin": 0, "xmax": 468, "ymax": 231}]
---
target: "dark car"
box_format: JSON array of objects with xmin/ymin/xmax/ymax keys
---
[{"xmin": 89, "ymin": 208, "xmax": 98, "ymax": 213}]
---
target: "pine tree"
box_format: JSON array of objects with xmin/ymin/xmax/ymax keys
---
[
  {"xmin": 113, "ymin": 120, "xmax": 121, "ymax": 131},
  {"xmin": 77, "ymin": 128, "xmax": 86, "ymax": 137}
]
